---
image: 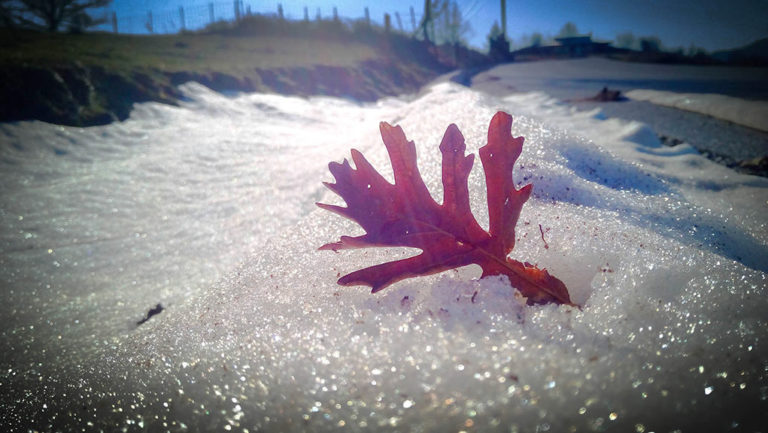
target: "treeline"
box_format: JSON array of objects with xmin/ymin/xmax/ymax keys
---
[
  {"xmin": 501, "ymin": 21, "xmax": 708, "ymax": 55},
  {"xmin": 493, "ymin": 21, "xmax": 766, "ymax": 65}
]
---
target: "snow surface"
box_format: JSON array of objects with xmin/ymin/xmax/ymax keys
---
[
  {"xmin": 472, "ymin": 58, "xmax": 768, "ymax": 160},
  {"xmin": 625, "ymin": 89, "xmax": 768, "ymax": 132},
  {"xmin": 1, "ymin": 78, "xmax": 767, "ymax": 432},
  {"xmin": 470, "ymin": 58, "xmax": 768, "ymax": 101}
]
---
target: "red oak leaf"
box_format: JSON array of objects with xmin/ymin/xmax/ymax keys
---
[{"xmin": 318, "ymin": 111, "xmax": 573, "ymax": 306}]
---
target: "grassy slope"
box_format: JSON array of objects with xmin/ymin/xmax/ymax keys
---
[
  {"xmin": 0, "ymin": 27, "xmax": 453, "ymax": 125},
  {"xmin": 0, "ymin": 30, "xmax": 378, "ymax": 72}
]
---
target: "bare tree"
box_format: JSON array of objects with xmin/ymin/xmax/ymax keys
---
[
  {"xmin": 1, "ymin": 0, "xmax": 22, "ymax": 27},
  {"xmin": 557, "ymin": 21, "xmax": 579, "ymax": 38},
  {"xmin": 686, "ymin": 44, "xmax": 708, "ymax": 57},
  {"xmin": 6, "ymin": 0, "xmax": 111, "ymax": 32},
  {"xmin": 639, "ymin": 35, "xmax": 662, "ymax": 52},
  {"xmin": 416, "ymin": 0, "xmax": 433, "ymax": 42},
  {"xmin": 432, "ymin": 0, "xmax": 472, "ymax": 45},
  {"xmin": 615, "ymin": 32, "xmax": 636, "ymax": 50},
  {"xmin": 487, "ymin": 20, "xmax": 502, "ymax": 41},
  {"xmin": 530, "ymin": 32, "xmax": 543, "ymax": 47}
]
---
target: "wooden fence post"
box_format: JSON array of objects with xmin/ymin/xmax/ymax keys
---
[
  {"xmin": 333, "ymin": 6, "xmax": 338, "ymax": 22},
  {"xmin": 364, "ymin": 7, "xmax": 370, "ymax": 26},
  {"xmin": 410, "ymin": 7, "xmax": 416, "ymax": 32},
  {"xmin": 395, "ymin": 12, "xmax": 403, "ymax": 31},
  {"xmin": 234, "ymin": 0, "xmax": 240, "ymax": 21},
  {"xmin": 179, "ymin": 6, "xmax": 185, "ymax": 30},
  {"xmin": 303, "ymin": 6, "xmax": 308, "ymax": 21},
  {"xmin": 384, "ymin": 13, "xmax": 390, "ymax": 34},
  {"xmin": 146, "ymin": 11, "xmax": 153, "ymax": 33},
  {"xmin": 278, "ymin": 4, "xmax": 283, "ymax": 19}
]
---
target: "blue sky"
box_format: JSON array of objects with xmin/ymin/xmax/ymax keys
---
[{"xmin": 104, "ymin": 0, "xmax": 768, "ymax": 51}]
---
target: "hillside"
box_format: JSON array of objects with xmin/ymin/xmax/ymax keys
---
[{"xmin": 0, "ymin": 24, "xmax": 461, "ymax": 126}]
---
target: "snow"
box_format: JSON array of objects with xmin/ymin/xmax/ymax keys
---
[
  {"xmin": 1, "ymin": 72, "xmax": 767, "ymax": 432},
  {"xmin": 470, "ymin": 57, "xmax": 768, "ymax": 101},
  {"xmin": 625, "ymin": 89, "xmax": 768, "ymax": 132}
]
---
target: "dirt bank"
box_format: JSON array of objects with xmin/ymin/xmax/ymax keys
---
[
  {"xmin": 0, "ymin": 28, "xmax": 467, "ymax": 126},
  {"xmin": 0, "ymin": 58, "xmax": 445, "ymax": 126}
]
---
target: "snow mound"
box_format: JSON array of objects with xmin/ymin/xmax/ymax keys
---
[{"xmin": 1, "ymin": 81, "xmax": 766, "ymax": 432}]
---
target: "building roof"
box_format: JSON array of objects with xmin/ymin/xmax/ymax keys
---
[{"xmin": 554, "ymin": 35, "xmax": 594, "ymax": 45}]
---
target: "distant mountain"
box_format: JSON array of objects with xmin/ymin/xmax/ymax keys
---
[{"xmin": 712, "ymin": 38, "xmax": 768, "ymax": 65}]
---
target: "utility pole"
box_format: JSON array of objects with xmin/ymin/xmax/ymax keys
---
[
  {"xmin": 490, "ymin": 0, "xmax": 511, "ymax": 61},
  {"xmin": 501, "ymin": 0, "xmax": 507, "ymax": 38}
]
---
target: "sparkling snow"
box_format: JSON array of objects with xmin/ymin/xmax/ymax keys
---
[{"xmin": 1, "ymin": 71, "xmax": 767, "ymax": 432}]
